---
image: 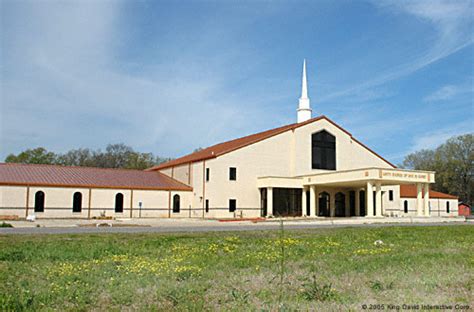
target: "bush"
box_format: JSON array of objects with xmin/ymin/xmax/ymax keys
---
[{"xmin": 0, "ymin": 222, "xmax": 13, "ymax": 228}]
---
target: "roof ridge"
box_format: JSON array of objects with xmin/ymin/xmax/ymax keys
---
[{"xmin": 0, "ymin": 162, "xmax": 158, "ymax": 173}]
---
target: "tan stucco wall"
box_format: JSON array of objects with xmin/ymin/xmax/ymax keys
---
[
  {"xmin": 0, "ymin": 185, "xmax": 192, "ymax": 219},
  {"xmin": 399, "ymin": 197, "xmax": 458, "ymax": 217},
  {"xmin": 165, "ymin": 119, "xmax": 398, "ymax": 218},
  {"xmin": 294, "ymin": 119, "xmax": 393, "ymax": 176}
]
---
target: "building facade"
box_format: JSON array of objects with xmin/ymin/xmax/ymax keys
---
[{"xmin": 0, "ymin": 61, "xmax": 459, "ymax": 219}]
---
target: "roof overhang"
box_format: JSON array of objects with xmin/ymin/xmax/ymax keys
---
[{"xmin": 257, "ymin": 168, "xmax": 435, "ymax": 189}]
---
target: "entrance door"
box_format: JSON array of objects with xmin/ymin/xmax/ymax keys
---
[
  {"xmin": 349, "ymin": 191, "xmax": 356, "ymax": 216},
  {"xmin": 273, "ymin": 188, "xmax": 302, "ymax": 217},
  {"xmin": 318, "ymin": 192, "xmax": 330, "ymax": 217},
  {"xmin": 335, "ymin": 192, "xmax": 345, "ymax": 217},
  {"xmin": 359, "ymin": 190, "xmax": 366, "ymax": 216}
]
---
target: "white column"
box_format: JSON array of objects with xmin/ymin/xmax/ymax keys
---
[
  {"xmin": 267, "ymin": 187, "xmax": 273, "ymax": 217},
  {"xmin": 375, "ymin": 182, "xmax": 382, "ymax": 217},
  {"xmin": 416, "ymin": 183, "xmax": 423, "ymax": 216},
  {"xmin": 302, "ymin": 188, "xmax": 307, "ymax": 217},
  {"xmin": 345, "ymin": 192, "xmax": 351, "ymax": 217},
  {"xmin": 330, "ymin": 191, "xmax": 336, "ymax": 217},
  {"xmin": 355, "ymin": 189, "xmax": 360, "ymax": 216},
  {"xmin": 366, "ymin": 182, "xmax": 374, "ymax": 217},
  {"xmin": 423, "ymin": 183, "xmax": 430, "ymax": 217},
  {"xmin": 310, "ymin": 186, "xmax": 316, "ymax": 217}
]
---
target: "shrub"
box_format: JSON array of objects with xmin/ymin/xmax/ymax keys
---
[{"xmin": 0, "ymin": 222, "xmax": 13, "ymax": 228}]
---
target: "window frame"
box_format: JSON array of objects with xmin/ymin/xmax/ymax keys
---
[
  {"xmin": 229, "ymin": 167, "xmax": 237, "ymax": 181},
  {"xmin": 311, "ymin": 130, "xmax": 336, "ymax": 170},
  {"xmin": 34, "ymin": 191, "xmax": 45, "ymax": 213},
  {"xmin": 173, "ymin": 194, "xmax": 180, "ymax": 213},
  {"xmin": 205, "ymin": 199, "xmax": 209, "ymax": 213},
  {"xmin": 389, "ymin": 190, "xmax": 394, "ymax": 201},
  {"xmin": 404, "ymin": 200, "xmax": 408, "ymax": 213},
  {"xmin": 229, "ymin": 199, "xmax": 237, "ymax": 213},
  {"xmin": 115, "ymin": 193, "xmax": 124, "ymax": 213},
  {"xmin": 446, "ymin": 201, "xmax": 450, "ymax": 213},
  {"xmin": 72, "ymin": 192, "xmax": 82, "ymax": 213},
  {"xmin": 205, "ymin": 168, "xmax": 210, "ymax": 182}
]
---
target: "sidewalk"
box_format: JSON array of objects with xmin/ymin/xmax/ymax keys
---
[{"xmin": 2, "ymin": 216, "xmax": 467, "ymax": 229}]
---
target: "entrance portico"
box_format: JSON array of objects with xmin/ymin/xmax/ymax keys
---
[{"xmin": 257, "ymin": 168, "xmax": 435, "ymax": 218}]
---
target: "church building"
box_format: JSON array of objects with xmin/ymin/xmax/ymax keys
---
[{"xmin": 0, "ymin": 61, "xmax": 458, "ymax": 219}]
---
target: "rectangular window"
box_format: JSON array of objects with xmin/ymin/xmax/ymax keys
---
[
  {"xmin": 389, "ymin": 190, "xmax": 393, "ymax": 201},
  {"xmin": 229, "ymin": 167, "xmax": 237, "ymax": 181},
  {"xmin": 205, "ymin": 168, "xmax": 210, "ymax": 182},
  {"xmin": 229, "ymin": 199, "xmax": 236, "ymax": 212},
  {"xmin": 205, "ymin": 199, "xmax": 209, "ymax": 213}
]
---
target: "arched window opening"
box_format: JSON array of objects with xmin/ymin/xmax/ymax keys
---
[
  {"xmin": 335, "ymin": 192, "xmax": 346, "ymax": 217},
  {"xmin": 404, "ymin": 200, "xmax": 408, "ymax": 213},
  {"xmin": 173, "ymin": 194, "xmax": 180, "ymax": 213},
  {"xmin": 318, "ymin": 192, "xmax": 330, "ymax": 217},
  {"xmin": 34, "ymin": 191, "xmax": 45, "ymax": 213},
  {"xmin": 72, "ymin": 192, "xmax": 82, "ymax": 213},
  {"xmin": 446, "ymin": 201, "xmax": 450, "ymax": 213},
  {"xmin": 312, "ymin": 130, "xmax": 336, "ymax": 170},
  {"xmin": 115, "ymin": 193, "xmax": 124, "ymax": 213}
]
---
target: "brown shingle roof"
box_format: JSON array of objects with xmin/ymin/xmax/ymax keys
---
[
  {"xmin": 147, "ymin": 115, "xmax": 396, "ymax": 171},
  {"xmin": 400, "ymin": 184, "xmax": 457, "ymax": 199},
  {"xmin": 0, "ymin": 163, "xmax": 192, "ymax": 191}
]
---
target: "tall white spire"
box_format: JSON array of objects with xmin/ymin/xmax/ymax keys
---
[{"xmin": 297, "ymin": 59, "xmax": 312, "ymax": 123}]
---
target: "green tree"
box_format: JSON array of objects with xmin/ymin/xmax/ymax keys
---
[
  {"xmin": 402, "ymin": 134, "xmax": 473, "ymax": 205},
  {"xmin": 5, "ymin": 147, "xmax": 57, "ymax": 164}
]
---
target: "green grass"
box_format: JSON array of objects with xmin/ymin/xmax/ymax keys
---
[{"xmin": 0, "ymin": 225, "xmax": 473, "ymax": 311}]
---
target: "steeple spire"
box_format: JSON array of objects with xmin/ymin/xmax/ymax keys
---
[
  {"xmin": 297, "ymin": 59, "xmax": 312, "ymax": 123},
  {"xmin": 301, "ymin": 59, "xmax": 308, "ymax": 99}
]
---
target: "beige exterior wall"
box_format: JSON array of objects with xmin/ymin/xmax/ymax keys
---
[
  {"xmin": 0, "ymin": 185, "xmax": 192, "ymax": 219},
  {"xmin": 399, "ymin": 197, "xmax": 458, "ymax": 217},
  {"xmin": 294, "ymin": 119, "xmax": 393, "ymax": 176}
]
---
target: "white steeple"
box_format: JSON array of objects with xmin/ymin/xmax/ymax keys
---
[{"xmin": 297, "ymin": 59, "xmax": 312, "ymax": 123}]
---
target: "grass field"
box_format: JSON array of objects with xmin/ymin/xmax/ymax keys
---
[{"xmin": 1, "ymin": 225, "xmax": 473, "ymax": 311}]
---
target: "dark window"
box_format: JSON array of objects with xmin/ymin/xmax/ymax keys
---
[
  {"xmin": 205, "ymin": 199, "xmax": 209, "ymax": 213},
  {"xmin": 446, "ymin": 201, "xmax": 450, "ymax": 213},
  {"xmin": 389, "ymin": 190, "xmax": 394, "ymax": 201},
  {"xmin": 34, "ymin": 191, "xmax": 45, "ymax": 213},
  {"xmin": 115, "ymin": 193, "xmax": 124, "ymax": 213},
  {"xmin": 72, "ymin": 192, "xmax": 82, "ymax": 213},
  {"xmin": 229, "ymin": 167, "xmax": 237, "ymax": 181},
  {"xmin": 404, "ymin": 200, "xmax": 408, "ymax": 213},
  {"xmin": 206, "ymin": 168, "xmax": 210, "ymax": 182},
  {"xmin": 173, "ymin": 195, "xmax": 180, "ymax": 213},
  {"xmin": 318, "ymin": 192, "xmax": 330, "ymax": 217},
  {"xmin": 312, "ymin": 130, "xmax": 336, "ymax": 170},
  {"xmin": 229, "ymin": 199, "xmax": 236, "ymax": 212}
]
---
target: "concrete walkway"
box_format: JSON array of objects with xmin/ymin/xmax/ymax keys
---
[{"xmin": 0, "ymin": 216, "xmax": 469, "ymax": 235}]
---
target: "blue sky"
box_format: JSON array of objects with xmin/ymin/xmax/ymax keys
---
[{"xmin": 1, "ymin": 0, "xmax": 473, "ymax": 164}]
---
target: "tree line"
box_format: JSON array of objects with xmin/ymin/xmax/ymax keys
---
[
  {"xmin": 4, "ymin": 144, "xmax": 172, "ymax": 170},
  {"xmin": 401, "ymin": 133, "xmax": 473, "ymax": 206}
]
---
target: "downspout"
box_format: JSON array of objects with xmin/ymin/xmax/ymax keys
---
[
  {"xmin": 202, "ymin": 160, "xmax": 206, "ymax": 219},
  {"xmin": 130, "ymin": 190, "xmax": 134, "ymax": 218},
  {"xmin": 25, "ymin": 186, "xmax": 30, "ymax": 218},
  {"xmin": 87, "ymin": 188, "xmax": 92, "ymax": 219}
]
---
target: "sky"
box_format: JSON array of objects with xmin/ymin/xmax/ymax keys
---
[{"xmin": 1, "ymin": 0, "xmax": 473, "ymax": 165}]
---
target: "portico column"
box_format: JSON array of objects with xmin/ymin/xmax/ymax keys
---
[
  {"xmin": 355, "ymin": 189, "xmax": 360, "ymax": 216},
  {"xmin": 366, "ymin": 181, "xmax": 374, "ymax": 217},
  {"xmin": 345, "ymin": 192, "xmax": 351, "ymax": 217},
  {"xmin": 330, "ymin": 191, "xmax": 336, "ymax": 217},
  {"xmin": 375, "ymin": 182, "xmax": 382, "ymax": 217},
  {"xmin": 423, "ymin": 183, "xmax": 430, "ymax": 217},
  {"xmin": 267, "ymin": 187, "xmax": 273, "ymax": 217},
  {"xmin": 302, "ymin": 188, "xmax": 307, "ymax": 217},
  {"xmin": 310, "ymin": 186, "xmax": 316, "ymax": 217},
  {"xmin": 416, "ymin": 183, "xmax": 423, "ymax": 216}
]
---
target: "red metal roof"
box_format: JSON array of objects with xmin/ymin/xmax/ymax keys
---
[
  {"xmin": 399, "ymin": 184, "xmax": 457, "ymax": 199},
  {"xmin": 0, "ymin": 163, "xmax": 192, "ymax": 191},
  {"xmin": 147, "ymin": 115, "xmax": 396, "ymax": 171}
]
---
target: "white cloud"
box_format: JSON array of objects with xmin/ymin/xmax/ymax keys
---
[
  {"xmin": 423, "ymin": 83, "xmax": 473, "ymax": 102},
  {"xmin": 319, "ymin": 0, "xmax": 473, "ymax": 103},
  {"xmin": 410, "ymin": 120, "xmax": 473, "ymax": 151}
]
